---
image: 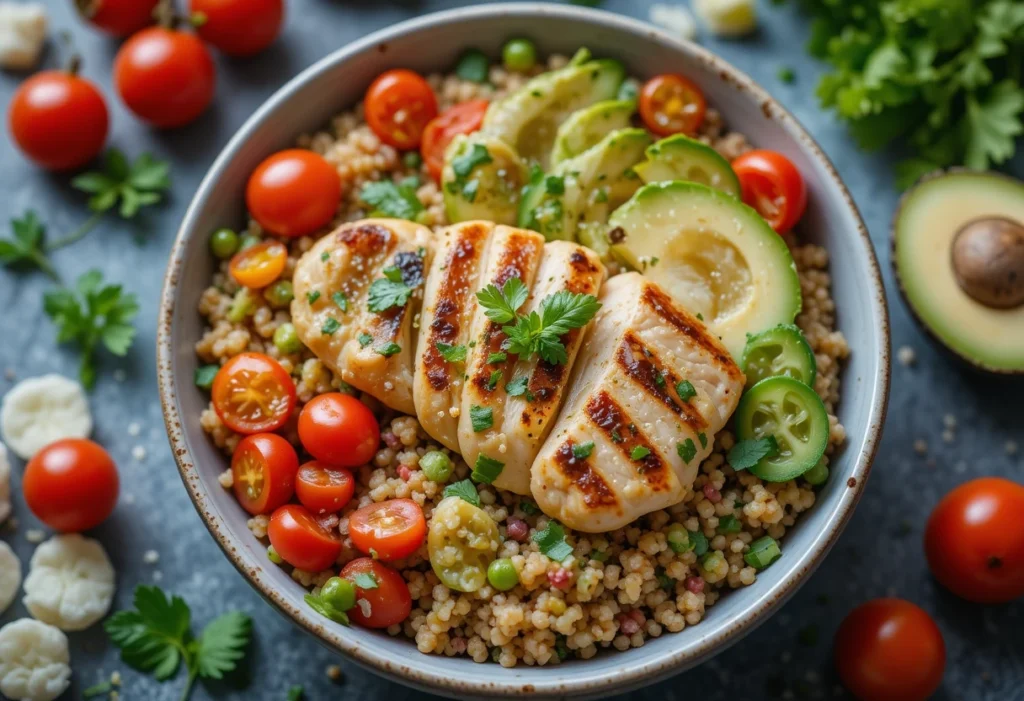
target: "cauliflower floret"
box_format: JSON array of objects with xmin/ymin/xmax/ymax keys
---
[
  {"xmin": 692, "ymin": 0, "xmax": 757, "ymax": 37},
  {"xmin": 23, "ymin": 534, "xmax": 115, "ymax": 631},
  {"xmin": 0, "ymin": 375, "xmax": 92, "ymax": 460},
  {"xmin": 0, "ymin": 442, "xmax": 10, "ymax": 524},
  {"xmin": 0, "ymin": 541, "xmax": 21, "ymax": 615},
  {"xmin": 0, "ymin": 619, "xmax": 71, "ymax": 701},
  {"xmin": 0, "ymin": 2, "xmax": 47, "ymax": 71}
]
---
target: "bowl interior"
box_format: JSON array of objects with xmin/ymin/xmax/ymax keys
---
[{"xmin": 159, "ymin": 4, "xmax": 889, "ymax": 698}]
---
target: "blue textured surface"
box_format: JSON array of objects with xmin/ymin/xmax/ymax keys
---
[{"xmin": 1, "ymin": 1, "xmax": 1022, "ymax": 700}]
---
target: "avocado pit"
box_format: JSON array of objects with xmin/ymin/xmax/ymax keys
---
[{"xmin": 951, "ymin": 217, "xmax": 1024, "ymax": 309}]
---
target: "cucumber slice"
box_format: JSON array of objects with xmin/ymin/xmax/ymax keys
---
[
  {"xmin": 734, "ymin": 377, "xmax": 829, "ymax": 482},
  {"xmin": 741, "ymin": 324, "xmax": 817, "ymax": 389},
  {"xmin": 442, "ymin": 134, "xmax": 528, "ymax": 225},
  {"xmin": 551, "ymin": 100, "xmax": 637, "ymax": 166},
  {"xmin": 633, "ymin": 135, "xmax": 741, "ymax": 197}
]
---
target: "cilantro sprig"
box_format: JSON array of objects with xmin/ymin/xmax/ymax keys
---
[
  {"xmin": 360, "ymin": 177, "xmax": 426, "ymax": 222},
  {"xmin": 727, "ymin": 436, "xmax": 780, "ymax": 471},
  {"xmin": 0, "ymin": 211, "xmax": 59, "ymax": 280},
  {"xmin": 72, "ymin": 149, "xmax": 172, "ymax": 219}
]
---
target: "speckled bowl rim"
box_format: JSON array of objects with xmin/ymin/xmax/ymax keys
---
[{"xmin": 158, "ymin": 4, "xmax": 891, "ymax": 698}]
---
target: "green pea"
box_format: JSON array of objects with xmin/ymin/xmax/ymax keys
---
[
  {"xmin": 264, "ymin": 280, "xmax": 294, "ymax": 308},
  {"xmin": 320, "ymin": 577, "xmax": 356, "ymax": 612},
  {"xmin": 455, "ymin": 48, "xmax": 490, "ymax": 83},
  {"xmin": 487, "ymin": 558, "xmax": 519, "ymax": 591},
  {"xmin": 803, "ymin": 462, "xmax": 829, "ymax": 486},
  {"xmin": 238, "ymin": 233, "xmax": 262, "ymax": 251},
  {"xmin": 403, "ymin": 151, "xmax": 423, "ymax": 170},
  {"xmin": 267, "ymin": 545, "xmax": 283, "ymax": 564},
  {"xmin": 419, "ymin": 451, "xmax": 453, "ymax": 483},
  {"xmin": 666, "ymin": 523, "xmax": 691, "ymax": 554},
  {"xmin": 502, "ymin": 39, "xmax": 537, "ymax": 73},
  {"xmin": 210, "ymin": 228, "xmax": 240, "ymax": 259},
  {"xmin": 273, "ymin": 323, "xmax": 302, "ymax": 354}
]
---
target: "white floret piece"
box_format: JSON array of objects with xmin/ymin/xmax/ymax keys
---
[
  {"xmin": 0, "ymin": 375, "xmax": 92, "ymax": 460},
  {"xmin": 0, "ymin": 442, "xmax": 10, "ymax": 524},
  {"xmin": 0, "ymin": 540, "xmax": 21, "ymax": 614},
  {"xmin": 23, "ymin": 534, "xmax": 115, "ymax": 632},
  {"xmin": 649, "ymin": 4, "xmax": 698, "ymax": 41},
  {"xmin": 0, "ymin": 619, "xmax": 71, "ymax": 701},
  {"xmin": 0, "ymin": 3, "xmax": 48, "ymax": 71},
  {"xmin": 692, "ymin": 0, "xmax": 758, "ymax": 37}
]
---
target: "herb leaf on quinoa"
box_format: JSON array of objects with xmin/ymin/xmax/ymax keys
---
[
  {"xmin": 532, "ymin": 521, "xmax": 574, "ymax": 562},
  {"xmin": 727, "ymin": 436, "xmax": 780, "ymax": 471},
  {"xmin": 471, "ymin": 454, "xmax": 504, "ymax": 483},
  {"xmin": 360, "ymin": 178, "xmax": 425, "ymax": 221},
  {"xmin": 444, "ymin": 479, "xmax": 480, "ymax": 507}
]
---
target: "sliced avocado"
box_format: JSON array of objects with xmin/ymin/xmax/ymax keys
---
[
  {"xmin": 893, "ymin": 170, "xmax": 1024, "ymax": 373},
  {"xmin": 442, "ymin": 133, "xmax": 528, "ymax": 225},
  {"xmin": 609, "ymin": 181, "xmax": 801, "ymax": 359},
  {"xmin": 633, "ymin": 135, "xmax": 741, "ymax": 197},
  {"xmin": 551, "ymin": 100, "xmax": 636, "ymax": 166}
]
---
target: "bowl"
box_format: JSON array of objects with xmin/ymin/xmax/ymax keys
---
[{"xmin": 157, "ymin": 4, "xmax": 891, "ymax": 698}]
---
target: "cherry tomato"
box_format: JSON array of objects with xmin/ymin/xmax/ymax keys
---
[
  {"xmin": 340, "ymin": 557, "xmax": 412, "ymax": 628},
  {"xmin": 77, "ymin": 0, "xmax": 158, "ymax": 36},
  {"xmin": 190, "ymin": 0, "xmax": 283, "ymax": 57},
  {"xmin": 268, "ymin": 504, "xmax": 342, "ymax": 571},
  {"xmin": 228, "ymin": 241, "xmax": 287, "ymax": 289},
  {"xmin": 924, "ymin": 477, "xmax": 1024, "ymax": 603},
  {"xmin": 295, "ymin": 462, "xmax": 355, "ymax": 515},
  {"xmin": 834, "ymin": 598, "xmax": 945, "ymax": 701},
  {"xmin": 114, "ymin": 27, "xmax": 216, "ymax": 129},
  {"xmin": 8, "ymin": 70, "xmax": 108, "ymax": 171},
  {"xmin": 246, "ymin": 149, "xmax": 342, "ymax": 238},
  {"xmin": 364, "ymin": 69, "xmax": 438, "ymax": 150},
  {"xmin": 212, "ymin": 352, "xmax": 296, "ymax": 435},
  {"xmin": 231, "ymin": 433, "xmax": 298, "ymax": 515},
  {"xmin": 23, "ymin": 439, "xmax": 119, "ymax": 532},
  {"xmin": 732, "ymin": 149, "xmax": 808, "ymax": 233},
  {"xmin": 638, "ymin": 73, "xmax": 707, "ymax": 137},
  {"xmin": 420, "ymin": 99, "xmax": 489, "ymax": 180},
  {"xmin": 349, "ymin": 499, "xmax": 426, "ymax": 561},
  {"xmin": 297, "ymin": 393, "xmax": 379, "ymax": 468}
]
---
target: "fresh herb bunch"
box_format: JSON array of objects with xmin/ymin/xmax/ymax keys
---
[{"xmin": 790, "ymin": 0, "xmax": 1024, "ymax": 188}]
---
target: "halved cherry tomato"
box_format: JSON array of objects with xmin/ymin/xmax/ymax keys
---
[
  {"xmin": 231, "ymin": 433, "xmax": 298, "ymax": 515},
  {"xmin": 268, "ymin": 504, "xmax": 342, "ymax": 571},
  {"xmin": 23, "ymin": 439, "xmax": 119, "ymax": 532},
  {"xmin": 212, "ymin": 352, "xmax": 296, "ymax": 434},
  {"xmin": 638, "ymin": 74, "xmax": 707, "ymax": 137},
  {"xmin": 77, "ymin": 0, "xmax": 159, "ymax": 36},
  {"xmin": 298, "ymin": 393, "xmax": 379, "ymax": 467},
  {"xmin": 228, "ymin": 240, "xmax": 287, "ymax": 289},
  {"xmin": 295, "ymin": 462, "xmax": 355, "ymax": 515},
  {"xmin": 834, "ymin": 599, "xmax": 945, "ymax": 701},
  {"xmin": 925, "ymin": 477, "xmax": 1024, "ymax": 604},
  {"xmin": 340, "ymin": 557, "xmax": 412, "ymax": 628},
  {"xmin": 246, "ymin": 149, "xmax": 342, "ymax": 238},
  {"xmin": 349, "ymin": 499, "xmax": 426, "ymax": 561},
  {"xmin": 732, "ymin": 149, "xmax": 808, "ymax": 233},
  {"xmin": 190, "ymin": 0, "xmax": 283, "ymax": 57},
  {"xmin": 421, "ymin": 99, "xmax": 489, "ymax": 180},
  {"xmin": 364, "ymin": 69, "xmax": 438, "ymax": 150}
]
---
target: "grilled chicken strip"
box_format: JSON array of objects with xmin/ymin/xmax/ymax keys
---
[
  {"xmin": 291, "ymin": 219, "xmax": 433, "ymax": 415},
  {"xmin": 531, "ymin": 273, "xmax": 745, "ymax": 533}
]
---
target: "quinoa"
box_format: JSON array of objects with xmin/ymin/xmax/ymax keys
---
[{"xmin": 196, "ymin": 55, "xmax": 848, "ymax": 666}]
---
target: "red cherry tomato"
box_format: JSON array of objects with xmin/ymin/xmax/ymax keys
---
[
  {"xmin": 340, "ymin": 557, "xmax": 412, "ymax": 628},
  {"xmin": 8, "ymin": 70, "xmax": 109, "ymax": 171},
  {"xmin": 190, "ymin": 0, "xmax": 284, "ymax": 57},
  {"xmin": 924, "ymin": 477, "xmax": 1024, "ymax": 603},
  {"xmin": 297, "ymin": 393, "xmax": 379, "ymax": 468},
  {"xmin": 23, "ymin": 439, "xmax": 119, "ymax": 532},
  {"xmin": 114, "ymin": 27, "xmax": 216, "ymax": 128},
  {"xmin": 246, "ymin": 149, "xmax": 342, "ymax": 238},
  {"xmin": 834, "ymin": 598, "xmax": 945, "ymax": 701},
  {"xmin": 364, "ymin": 69, "xmax": 438, "ymax": 150},
  {"xmin": 420, "ymin": 99, "xmax": 489, "ymax": 180},
  {"xmin": 638, "ymin": 73, "xmax": 707, "ymax": 137},
  {"xmin": 231, "ymin": 433, "xmax": 298, "ymax": 515},
  {"xmin": 229, "ymin": 241, "xmax": 288, "ymax": 289},
  {"xmin": 77, "ymin": 0, "xmax": 158, "ymax": 36},
  {"xmin": 268, "ymin": 504, "xmax": 342, "ymax": 571},
  {"xmin": 349, "ymin": 499, "xmax": 426, "ymax": 561},
  {"xmin": 295, "ymin": 462, "xmax": 355, "ymax": 515},
  {"xmin": 212, "ymin": 352, "xmax": 296, "ymax": 435},
  {"xmin": 731, "ymin": 149, "xmax": 808, "ymax": 233}
]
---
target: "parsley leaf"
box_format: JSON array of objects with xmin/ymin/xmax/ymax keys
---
[
  {"xmin": 698, "ymin": 432, "xmax": 708, "ymax": 449},
  {"xmin": 727, "ymin": 436, "xmax": 780, "ymax": 471},
  {"xmin": 487, "ymin": 351, "xmax": 508, "ymax": 364},
  {"xmin": 72, "ymin": 149, "xmax": 171, "ymax": 219},
  {"xmin": 532, "ymin": 521, "xmax": 574, "ymax": 562},
  {"xmin": 375, "ymin": 342, "xmax": 402, "ymax": 357},
  {"xmin": 572, "ymin": 441, "xmax": 595, "ymax": 459},
  {"xmin": 353, "ymin": 572, "xmax": 379, "ymax": 590},
  {"xmin": 470, "ymin": 405, "xmax": 493, "ymax": 432},
  {"xmin": 630, "ymin": 445, "xmax": 651, "ymax": 461},
  {"xmin": 358, "ymin": 332, "xmax": 373, "ymax": 348},
  {"xmin": 487, "ymin": 287, "xmax": 601, "ymax": 365},
  {"xmin": 367, "ymin": 277, "xmax": 413, "ymax": 312},
  {"xmin": 444, "ymin": 479, "xmax": 480, "ymax": 506},
  {"xmin": 306, "ymin": 290, "xmax": 321, "ymax": 304},
  {"xmin": 471, "ymin": 454, "xmax": 505, "ymax": 484},
  {"xmin": 451, "ymin": 143, "xmax": 493, "ymax": 182},
  {"xmin": 332, "ymin": 291, "xmax": 349, "ymax": 312},
  {"xmin": 505, "ymin": 375, "xmax": 534, "ymax": 400},
  {"xmin": 476, "ymin": 278, "xmax": 529, "ymax": 324},
  {"xmin": 360, "ymin": 178, "xmax": 425, "ymax": 221},
  {"xmin": 676, "ymin": 380, "xmax": 697, "ymax": 402},
  {"xmin": 486, "ymin": 369, "xmax": 502, "ymax": 390},
  {"xmin": 677, "ymin": 439, "xmax": 697, "ymax": 464},
  {"xmin": 436, "ymin": 342, "xmax": 468, "ymax": 362},
  {"xmin": 0, "ymin": 211, "xmax": 58, "ymax": 280},
  {"xmin": 322, "ymin": 318, "xmax": 340, "ymax": 335}
]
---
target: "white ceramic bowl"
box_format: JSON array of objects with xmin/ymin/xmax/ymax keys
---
[{"xmin": 158, "ymin": 4, "xmax": 891, "ymax": 698}]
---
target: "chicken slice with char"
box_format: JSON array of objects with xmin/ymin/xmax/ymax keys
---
[
  {"xmin": 290, "ymin": 219, "xmax": 433, "ymax": 415},
  {"xmin": 530, "ymin": 273, "xmax": 745, "ymax": 532}
]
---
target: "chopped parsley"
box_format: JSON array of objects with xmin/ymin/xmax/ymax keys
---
[
  {"xmin": 487, "ymin": 351, "xmax": 508, "ymax": 364},
  {"xmin": 359, "ymin": 178, "xmax": 425, "ymax": 221},
  {"xmin": 321, "ymin": 318, "xmax": 340, "ymax": 335},
  {"xmin": 449, "ymin": 143, "xmax": 493, "ymax": 197},
  {"xmin": 718, "ymin": 514, "xmax": 742, "ymax": 534},
  {"xmin": 444, "ymin": 479, "xmax": 480, "ymax": 507},
  {"xmin": 519, "ymin": 500, "xmax": 541, "ymax": 516},
  {"xmin": 572, "ymin": 441, "xmax": 595, "ymax": 460},
  {"xmin": 367, "ymin": 277, "xmax": 412, "ymax": 313},
  {"xmin": 698, "ymin": 432, "xmax": 708, "ymax": 449},
  {"xmin": 676, "ymin": 380, "xmax": 697, "ymax": 402},
  {"xmin": 677, "ymin": 439, "xmax": 697, "ymax": 464},
  {"xmin": 471, "ymin": 454, "xmax": 505, "ymax": 484},
  {"xmin": 532, "ymin": 521, "xmax": 573, "ymax": 562},
  {"xmin": 544, "ymin": 175, "xmax": 565, "ymax": 195},
  {"xmin": 320, "ymin": 251, "xmax": 330, "ymax": 262},
  {"xmin": 375, "ymin": 342, "xmax": 402, "ymax": 357},
  {"xmin": 487, "ymin": 369, "xmax": 502, "ymax": 390},
  {"xmin": 654, "ymin": 372, "xmax": 666, "ymax": 388},
  {"xmin": 194, "ymin": 365, "xmax": 219, "ymax": 390},
  {"xmin": 331, "ymin": 291, "xmax": 349, "ymax": 312},
  {"xmin": 470, "ymin": 405, "xmax": 493, "ymax": 432},
  {"xmin": 436, "ymin": 342, "xmax": 467, "ymax": 362},
  {"xmin": 357, "ymin": 332, "xmax": 373, "ymax": 348},
  {"xmin": 352, "ymin": 572, "xmax": 379, "ymax": 590},
  {"xmin": 630, "ymin": 445, "xmax": 651, "ymax": 461},
  {"xmin": 306, "ymin": 290, "xmax": 321, "ymax": 304},
  {"xmin": 611, "ymin": 429, "xmax": 624, "ymax": 443},
  {"xmin": 383, "ymin": 265, "xmax": 403, "ymax": 283},
  {"xmin": 727, "ymin": 436, "xmax": 780, "ymax": 471},
  {"xmin": 505, "ymin": 375, "xmax": 535, "ymax": 401}
]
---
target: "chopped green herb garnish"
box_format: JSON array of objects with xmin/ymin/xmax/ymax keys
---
[
  {"xmin": 487, "ymin": 351, "xmax": 508, "ymax": 364},
  {"xmin": 689, "ymin": 530, "xmax": 709, "ymax": 557},
  {"xmin": 630, "ymin": 445, "xmax": 651, "ymax": 461},
  {"xmin": 436, "ymin": 342, "xmax": 468, "ymax": 362},
  {"xmin": 655, "ymin": 372, "xmax": 666, "ymax": 387},
  {"xmin": 462, "ymin": 179, "xmax": 480, "ymax": 202},
  {"xmin": 360, "ymin": 179, "xmax": 425, "ymax": 221},
  {"xmin": 470, "ymin": 405, "xmax": 493, "ymax": 432},
  {"xmin": 696, "ymin": 312, "xmax": 704, "ymax": 321},
  {"xmin": 352, "ymin": 572, "xmax": 379, "ymax": 590},
  {"xmin": 321, "ymin": 251, "xmax": 330, "ymax": 262},
  {"xmin": 505, "ymin": 375, "xmax": 534, "ymax": 400},
  {"xmin": 321, "ymin": 318, "xmax": 340, "ymax": 335},
  {"xmin": 572, "ymin": 441, "xmax": 595, "ymax": 459},
  {"xmin": 544, "ymin": 175, "xmax": 565, "ymax": 195},
  {"xmin": 718, "ymin": 514, "xmax": 742, "ymax": 534},
  {"xmin": 375, "ymin": 342, "xmax": 402, "ymax": 357},
  {"xmin": 611, "ymin": 430, "xmax": 623, "ymax": 443},
  {"xmin": 677, "ymin": 439, "xmax": 697, "ymax": 464},
  {"xmin": 358, "ymin": 332, "xmax": 373, "ymax": 348},
  {"xmin": 698, "ymin": 432, "xmax": 708, "ymax": 449},
  {"xmin": 532, "ymin": 521, "xmax": 573, "ymax": 562},
  {"xmin": 520, "ymin": 500, "xmax": 541, "ymax": 516},
  {"xmin": 306, "ymin": 290, "xmax": 321, "ymax": 304},
  {"xmin": 675, "ymin": 380, "xmax": 697, "ymax": 402},
  {"xmin": 451, "ymin": 143, "xmax": 493, "ymax": 184},
  {"xmin": 476, "ymin": 278, "xmax": 528, "ymax": 324},
  {"xmin": 383, "ymin": 266, "xmax": 403, "ymax": 283},
  {"xmin": 194, "ymin": 364, "xmax": 219, "ymax": 390},
  {"xmin": 367, "ymin": 277, "xmax": 413, "ymax": 312},
  {"xmin": 728, "ymin": 436, "xmax": 780, "ymax": 471},
  {"xmin": 444, "ymin": 479, "xmax": 480, "ymax": 506},
  {"xmin": 487, "ymin": 369, "xmax": 503, "ymax": 390},
  {"xmin": 471, "ymin": 454, "xmax": 505, "ymax": 484},
  {"xmin": 332, "ymin": 291, "xmax": 349, "ymax": 312}
]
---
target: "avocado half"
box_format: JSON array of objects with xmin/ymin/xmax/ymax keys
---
[{"xmin": 892, "ymin": 169, "xmax": 1024, "ymax": 374}]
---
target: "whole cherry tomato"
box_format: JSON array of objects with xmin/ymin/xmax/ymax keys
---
[
  {"xmin": 295, "ymin": 462, "xmax": 355, "ymax": 515},
  {"xmin": 268, "ymin": 504, "xmax": 342, "ymax": 571},
  {"xmin": 23, "ymin": 438, "xmax": 119, "ymax": 532},
  {"xmin": 925, "ymin": 477, "xmax": 1024, "ymax": 603},
  {"xmin": 349, "ymin": 499, "xmax": 426, "ymax": 561},
  {"xmin": 190, "ymin": 0, "xmax": 284, "ymax": 57},
  {"xmin": 638, "ymin": 73, "xmax": 707, "ymax": 137},
  {"xmin": 731, "ymin": 149, "xmax": 808, "ymax": 233},
  {"xmin": 212, "ymin": 352, "xmax": 296, "ymax": 435},
  {"xmin": 229, "ymin": 241, "xmax": 288, "ymax": 289},
  {"xmin": 114, "ymin": 27, "xmax": 216, "ymax": 128},
  {"xmin": 364, "ymin": 69, "xmax": 438, "ymax": 150},
  {"xmin": 246, "ymin": 150, "xmax": 342, "ymax": 238},
  {"xmin": 8, "ymin": 70, "xmax": 108, "ymax": 171},
  {"xmin": 420, "ymin": 99, "xmax": 489, "ymax": 180},
  {"xmin": 298, "ymin": 393, "xmax": 379, "ymax": 468},
  {"xmin": 340, "ymin": 557, "xmax": 412, "ymax": 628},
  {"xmin": 76, "ymin": 0, "xmax": 159, "ymax": 36},
  {"xmin": 231, "ymin": 433, "xmax": 298, "ymax": 515},
  {"xmin": 834, "ymin": 598, "xmax": 945, "ymax": 701}
]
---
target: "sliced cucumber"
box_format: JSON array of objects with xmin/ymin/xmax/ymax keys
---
[
  {"xmin": 551, "ymin": 99, "xmax": 636, "ymax": 166},
  {"xmin": 442, "ymin": 133, "xmax": 528, "ymax": 225},
  {"xmin": 741, "ymin": 324, "xmax": 817, "ymax": 389},
  {"xmin": 734, "ymin": 377, "xmax": 829, "ymax": 482},
  {"xmin": 633, "ymin": 135, "xmax": 741, "ymax": 197}
]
